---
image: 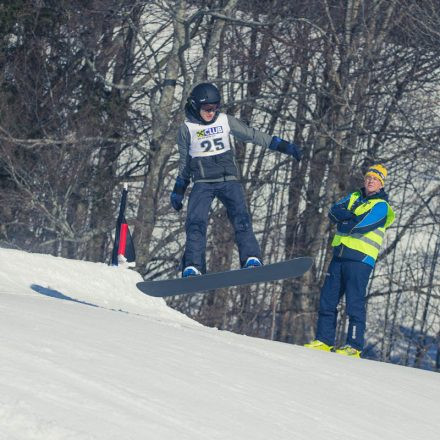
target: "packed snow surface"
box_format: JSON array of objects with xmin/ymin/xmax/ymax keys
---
[{"xmin": 0, "ymin": 248, "xmax": 439, "ymax": 440}]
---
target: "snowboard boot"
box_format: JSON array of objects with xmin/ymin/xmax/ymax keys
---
[
  {"xmin": 243, "ymin": 257, "xmax": 262, "ymax": 268},
  {"xmin": 182, "ymin": 266, "xmax": 201, "ymax": 278},
  {"xmin": 304, "ymin": 339, "xmax": 333, "ymax": 352},
  {"xmin": 335, "ymin": 345, "xmax": 361, "ymax": 358}
]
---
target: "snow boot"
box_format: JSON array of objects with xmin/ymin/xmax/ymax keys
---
[
  {"xmin": 304, "ymin": 339, "xmax": 333, "ymax": 352},
  {"xmin": 335, "ymin": 345, "xmax": 361, "ymax": 358},
  {"xmin": 243, "ymin": 257, "xmax": 262, "ymax": 268},
  {"xmin": 182, "ymin": 266, "xmax": 201, "ymax": 278}
]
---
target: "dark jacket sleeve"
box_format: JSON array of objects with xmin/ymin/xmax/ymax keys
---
[
  {"xmin": 337, "ymin": 201, "xmax": 388, "ymax": 234},
  {"xmin": 328, "ymin": 194, "xmax": 355, "ymax": 223},
  {"xmin": 227, "ymin": 115, "xmax": 273, "ymax": 148},
  {"xmin": 176, "ymin": 124, "xmax": 191, "ymax": 181}
]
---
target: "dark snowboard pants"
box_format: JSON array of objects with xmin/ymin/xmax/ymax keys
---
[
  {"xmin": 316, "ymin": 258, "xmax": 373, "ymax": 351},
  {"xmin": 182, "ymin": 181, "xmax": 261, "ymax": 273}
]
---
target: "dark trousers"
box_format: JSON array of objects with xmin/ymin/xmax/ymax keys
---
[
  {"xmin": 316, "ymin": 258, "xmax": 373, "ymax": 350},
  {"xmin": 182, "ymin": 181, "xmax": 261, "ymax": 273}
]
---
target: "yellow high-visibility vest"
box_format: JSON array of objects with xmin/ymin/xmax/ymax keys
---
[{"xmin": 331, "ymin": 192, "xmax": 395, "ymax": 261}]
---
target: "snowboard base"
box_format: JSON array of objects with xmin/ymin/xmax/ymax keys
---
[{"xmin": 137, "ymin": 257, "xmax": 313, "ymax": 297}]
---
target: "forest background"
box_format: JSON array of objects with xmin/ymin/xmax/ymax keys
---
[{"xmin": 1, "ymin": 0, "xmax": 439, "ymax": 371}]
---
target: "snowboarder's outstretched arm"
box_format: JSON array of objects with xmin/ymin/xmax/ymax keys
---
[{"xmin": 227, "ymin": 115, "xmax": 303, "ymax": 162}]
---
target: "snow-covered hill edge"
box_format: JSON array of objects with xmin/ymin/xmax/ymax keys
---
[{"xmin": 0, "ymin": 248, "xmax": 439, "ymax": 440}]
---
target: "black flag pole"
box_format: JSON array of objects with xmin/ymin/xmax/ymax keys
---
[{"xmin": 111, "ymin": 183, "xmax": 136, "ymax": 267}]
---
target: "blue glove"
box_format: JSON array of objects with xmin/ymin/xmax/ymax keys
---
[
  {"xmin": 170, "ymin": 177, "xmax": 190, "ymax": 211},
  {"xmin": 269, "ymin": 136, "xmax": 303, "ymax": 162}
]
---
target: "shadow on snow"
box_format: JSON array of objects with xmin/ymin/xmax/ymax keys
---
[{"xmin": 31, "ymin": 284, "xmax": 98, "ymax": 308}]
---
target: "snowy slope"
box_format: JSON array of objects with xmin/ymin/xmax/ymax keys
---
[{"xmin": 0, "ymin": 248, "xmax": 439, "ymax": 440}]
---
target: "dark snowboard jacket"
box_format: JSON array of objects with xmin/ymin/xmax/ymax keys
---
[{"xmin": 177, "ymin": 108, "xmax": 273, "ymax": 183}]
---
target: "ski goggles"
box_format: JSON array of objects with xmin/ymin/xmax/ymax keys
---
[{"xmin": 200, "ymin": 103, "xmax": 220, "ymax": 113}]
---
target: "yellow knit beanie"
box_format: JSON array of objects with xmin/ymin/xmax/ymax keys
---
[{"xmin": 365, "ymin": 164, "xmax": 387, "ymax": 186}]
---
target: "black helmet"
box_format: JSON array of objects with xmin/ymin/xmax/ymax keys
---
[{"xmin": 187, "ymin": 83, "xmax": 221, "ymax": 115}]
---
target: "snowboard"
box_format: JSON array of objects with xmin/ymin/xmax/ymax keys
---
[{"xmin": 136, "ymin": 257, "xmax": 313, "ymax": 297}]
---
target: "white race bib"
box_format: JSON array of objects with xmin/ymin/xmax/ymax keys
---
[{"xmin": 185, "ymin": 113, "xmax": 232, "ymax": 157}]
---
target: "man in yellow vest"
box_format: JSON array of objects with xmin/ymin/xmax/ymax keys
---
[{"xmin": 305, "ymin": 164, "xmax": 395, "ymax": 357}]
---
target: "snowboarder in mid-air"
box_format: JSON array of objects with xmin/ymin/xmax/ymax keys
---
[{"xmin": 170, "ymin": 83, "xmax": 303, "ymax": 277}]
